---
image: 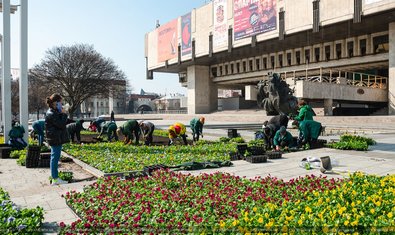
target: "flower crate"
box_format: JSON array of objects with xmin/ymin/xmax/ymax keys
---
[
  {"xmin": 229, "ymin": 151, "xmax": 241, "ymax": 161},
  {"xmin": 39, "ymin": 153, "xmax": 51, "ymax": 168},
  {"xmin": 0, "ymin": 146, "xmax": 12, "ymax": 159},
  {"xmin": 236, "ymin": 143, "xmax": 248, "ymax": 156},
  {"xmin": 245, "ymin": 155, "xmax": 267, "ymax": 163},
  {"xmin": 248, "ymin": 145, "xmax": 266, "ymax": 155},
  {"xmin": 26, "ymin": 145, "xmax": 40, "ymax": 168},
  {"xmin": 266, "ymin": 152, "xmax": 282, "ymax": 159},
  {"xmin": 310, "ymin": 139, "xmax": 328, "ymax": 149}
]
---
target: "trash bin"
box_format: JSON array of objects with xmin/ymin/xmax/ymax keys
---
[{"xmin": 227, "ymin": 129, "xmax": 238, "ymax": 138}]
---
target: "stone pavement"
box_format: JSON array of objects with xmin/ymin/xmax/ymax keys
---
[{"xmin": 1, "ymin": 113, "xmax": 395, "ymax": 233}]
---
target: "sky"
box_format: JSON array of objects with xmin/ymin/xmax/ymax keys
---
[{"xmin": 6, "ymin": 0, "xmax": 210, "ymax": 96}]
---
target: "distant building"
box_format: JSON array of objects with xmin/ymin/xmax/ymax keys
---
[
  {"xmin": 154, "ymin": 94, "xmax": 187, "ymax": 111},
  {"xmin": 127, "ymin": 89, "xmax": 159, "ymax": 113}
]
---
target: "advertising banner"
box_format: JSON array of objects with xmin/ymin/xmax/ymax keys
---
[
  {"xmin": 157, "ymin": 19, "xmax": 178, "ymax": 63},
  {"xmin": 181, "ymin": 13, "xmax": 192, "ymax": 56},
  {"xmin": 213, "ymin": 0, "xmax": 228, "ymax": 47},
  {"xmin": 234, "ymin": 0, "xmax": 277, "ymax": 41}
]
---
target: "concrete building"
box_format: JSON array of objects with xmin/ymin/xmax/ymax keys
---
[{"xmin": 145, "ymin": 0, "xmax": 395, "ymax": 115}]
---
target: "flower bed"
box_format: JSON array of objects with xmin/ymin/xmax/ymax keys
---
[
  {"xmin": 61, "ymin": 170, "xmax": 341, "ymax": 233},
  {"xmin": 62, "ymin": 142, "xmax": 236, "ymax": 173},
  {"xmin": 0, "ymin": 187, "xmax": 44, "ymax": 234},
  {"xmin": 327, "ymin": 134, "xmax": 376, "ymax": 151}
]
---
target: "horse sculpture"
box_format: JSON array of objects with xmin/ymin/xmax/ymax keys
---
[{"xmin": 257, "ymin": 73, "xmax": 298, "ymax": 115}]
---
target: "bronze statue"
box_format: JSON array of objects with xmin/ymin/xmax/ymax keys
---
[{"xmin": 257, "ymin": 73, "xmax": 298, "ymax": 115}]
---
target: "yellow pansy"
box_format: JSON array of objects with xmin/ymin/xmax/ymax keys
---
[
  {"xmin": 388, "ymin": 212, "xmax": 393, "ymax": 219},
  {"xmin": 253, "ymin": 207, "xmax": 257, "ymax": 212},
  {"xmin": 258, "ymin": 217, "xmax": 264, "ymax": 223},
  {"xmin": 344, "ymin": 220, "xmax": 350, "ymax": 226}
]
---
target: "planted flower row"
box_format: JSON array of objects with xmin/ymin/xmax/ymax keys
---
[
  {"xmin": 62, "ymin": 142, "xmax": 236, "ymax": 173},
  {"xmin": 327, "ymin": 134, "xmax": 376, "ymax": 151},
  {"xmin": 0, "ymin": 187, "xmax": 44, "ymax": 234},
  {"xmin": 61, "ymin": 170, "xmax": 350, "ymax": 233}
]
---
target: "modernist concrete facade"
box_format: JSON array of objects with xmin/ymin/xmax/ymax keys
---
[{"xmin": 145, "ymin": 0, "xmax": 395, "ymax": 115}]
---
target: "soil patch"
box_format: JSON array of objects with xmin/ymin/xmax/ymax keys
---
[{"xmin": 58, "ymin": 159, "xmax": 96, "ymax": 183}]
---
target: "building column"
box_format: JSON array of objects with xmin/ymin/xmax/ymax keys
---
[
  {"xmin": 2, "ymin": 0, "xmax": 12, "ymax": 143},
  {"xmin": 19, "ymin": 0, "xmax": 28, "ymax": 143},
  {"xmin": 94, "ymin": 97, "xmax": 98, "ymax": 117},
  {"xmin": 187, "ymin": 65, "xmax": 217, "ymax": 114},
  {"xmin": 324, "ymin": 99, "xmax": 333, "ymax": 116},
  {"xmin": 389, "ymin": 22, "xmax": 395, "ymax": 115}
]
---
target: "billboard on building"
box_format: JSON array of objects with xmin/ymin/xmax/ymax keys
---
[
  {"xmin": 181, "ymin": 13, "xmax": 192, "ymax": 56},
  {"xmin": 157, "ymin": 19, "xmax": 178, "ymax": 63},
  {"xmin": 213, "ymin": 0, "xmax": 228, "ymax": 47},
  {"xmin": 234, "ymin": 0, "xmax": 277, "ymax": 41}
]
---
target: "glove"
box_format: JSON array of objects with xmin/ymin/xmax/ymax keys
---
[{"xmin": 201, "ymin": 134, "xmax": 204, "ymax": 138}]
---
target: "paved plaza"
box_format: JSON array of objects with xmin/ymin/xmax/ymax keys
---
[{"xmin": 1, "ymin": 113, "xmax": 395, "ymax": 233}]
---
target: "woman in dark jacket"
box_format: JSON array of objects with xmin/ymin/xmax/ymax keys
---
[{"xmin": 45, "ymin": 94, "xmax": 70, "ymax": 185}]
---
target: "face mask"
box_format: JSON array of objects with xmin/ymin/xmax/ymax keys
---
[{"xmin": 56, "ymin": 102, "xmax": 62, "ymax": 112}]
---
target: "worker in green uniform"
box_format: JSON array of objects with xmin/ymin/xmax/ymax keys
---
[
  {"xmin": 190, "ymin": 117, "xmax": 205, "ymax": 141},
  {"xmin": 294, "ymin": 99, "xmax": 316, "ymax": 121},
  {"xmin": 293, "ymin": 120, "xmax": 322, "ymax": 149},
  {"xmin": 97, "ymin": 122, "xmax": 118, "ymax": 142},
  {"xmin": 273, "ymin": 126, "xmax": 294, "ymax": 151},
  {"xmin": 117, "ymin": 119, "xmax": 140, "ymax": 145}
]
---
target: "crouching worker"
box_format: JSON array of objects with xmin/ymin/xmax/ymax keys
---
[
  {"xmin": 66, "ymin": 119, "xmax": 85, "ymax": 144},
  {"xmin": 139, "ymin": 121, "xmax": 155, "ymax": 145},
  {"xmin": 168, "ymin": 123, "xmax": 187, "ymax": 145},
  {"xmin": 263, "ymin": 124, "xmax": 276, "ymax": 149},
  {"xmin": 190, "ymin": 117, "xmax": 205, "ymax": 141},
  {"xmin": 273, "ymin": 126, "xmax": 294, "ymax": 151},
  {"xmin": 293, "ymin": 120, "xmax": 322, "ymax": 149},
  {"xmin": 97, "ymin": 122, "xmax": 118, "ymax": 142},
  {"xmin": 117, "ymin": 119, "xmax": 140, "ymax": 145},
  {"xmin": 31, "ymin": 119, "xmax": 45, "ymax": 146},
  {"xmin": 8, "ymin": 121, "xmax": 28, "ymax": 150}
]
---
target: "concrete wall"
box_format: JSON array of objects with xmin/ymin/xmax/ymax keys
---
[
  {"xmin": 284, "ymin": 0, "xmax": 313, "ymax": 34},
  {"xmin": 295, "ymin": 81, "xmax": 388, "ymax": 102},
  {"xmin": 195, "ymin": 4, "xmax": 212, "ymax": 58},
  {"xmin": 321, "ymin": 0, "xmax": 353, "ymax": 26},
  {"xmin": 363, "ymin": 0, "xmax": 395, "ymax": 16}
]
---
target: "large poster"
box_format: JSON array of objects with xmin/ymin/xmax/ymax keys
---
[
  {"xmin": 213, "ymin": 0, "xmax": 228, "ymax": 47},
  {"xmin": 157, "ymin": 19, "xmax": 178, "ymax": 63},
  {"xmin": 181, "ymin": 13, "xmax": 192, "ymax": 56},
  {"xmin": 234, "ymin": 0, "xmax": 277, "ymax": 41}
]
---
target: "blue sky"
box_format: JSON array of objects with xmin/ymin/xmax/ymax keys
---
[{"xmin": 8, "ymin": 0, "xmax": 209, "ymax": 95}]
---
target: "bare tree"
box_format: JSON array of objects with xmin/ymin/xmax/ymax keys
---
[
  {"xmin": 30, "ymin": 44, "xmax": 127, "ymax": 117},
  {"xmin": 11, "ymin": 80, "xmax": 19, "ymax": 120},
  {"xmin": 28, "ymin": 74, "xmax": 49, "ymax": 120}
]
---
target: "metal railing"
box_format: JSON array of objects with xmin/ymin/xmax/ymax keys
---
[{"xmin": 280, "ymin": 67, "xmax": 387, "ymax": 89}]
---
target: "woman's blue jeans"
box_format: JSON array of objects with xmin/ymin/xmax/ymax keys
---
[{"xmin": 50, "ymin": 145, "xmax": 62, "ymax": 179}]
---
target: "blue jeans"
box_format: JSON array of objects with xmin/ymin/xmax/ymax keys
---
[{"xmin": 50, "ymin": 145, "xmax": 62, "ymax": 179}]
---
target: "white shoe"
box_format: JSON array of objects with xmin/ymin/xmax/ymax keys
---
[{"xmin": 51, "ymin": 178, "xmax": 68, "ymax": 185}]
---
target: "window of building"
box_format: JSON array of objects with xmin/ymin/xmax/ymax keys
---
[
  {"xmin": 296, "ymin": 51, "xmax": 301, "ymax": 65},
  {"xmin": 224, "ymin": 64, "xmax": 228, "ymax": 75},
  {"xmin": 249, "ymin": 59, "xmax": 254, "ymax": 71},
  {"xmin": 219, "ymin": 66, "xmax": 223, "ymax": 76},
  {"xmin": 270, "ymin": 56, "xmax": 275, "ymax": 68},
  {"xmin": 256, "ymin": 58, "xmax": 261, "ymax": 70},
  {"xmin": 230, "ymin": 63, "xmax": 234, "ymax": 74},
  {"xmin": 100, "ymin": 102, "xmax": 103, "ymax": 107},
  {"xmin": 278, "ymin": 54, "xmax": 283, "ymax": 67},
  {"xmin": 211, "ymin": 67, "xmax": 217, "ymax": 77},
  {"xmin": 373, "ymin": 35, "xmax": 389, "ymax": 54},
  {"xmin": 314, "ymin": 47, "xmax": 320, "ymax": 62},
  {"xmin": 242, "ymin": 61, "xmax": 247, "ymax": 72},
  {"xmin": 305, "ymin": 49, "xmax": 310, "ymax": 63},
  {"xmin": 263, "ymin": 58, "xmax": 267, "ymax": 69},
  {"xmin": 287, "ymin": 53, "xmax": 292, "ymax": 66},
  {"xmin": 325, "ymin": 45, "xmax": 331, "ymax": 61},
  {"xmin": 336, "ymin": 43, "xmax": 342, "ymax": 59},
  {"xmin": 236, "ymin": 62, "xmax": 240, "ymax": 73},
  {"xmin": 347, "ymin": 41, "xmax": 354, "ymax": 57},
  {"xmin": 360, "ymin": 39, "xmax": 367, "ymax": 56},
  {"xmin": 117, "ymin": 102, "xmax": 120, "ymax": 107}
]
